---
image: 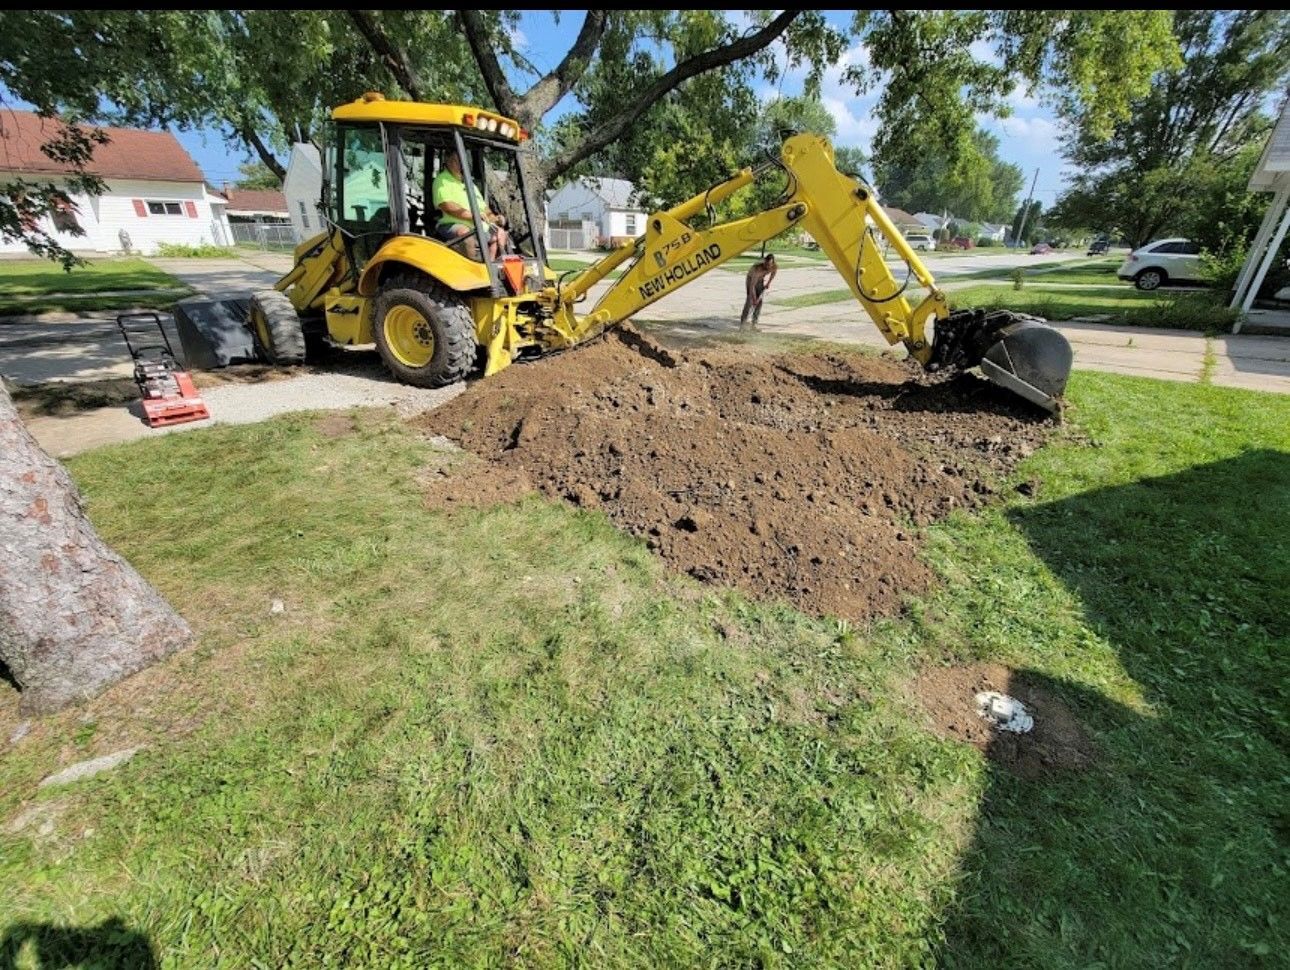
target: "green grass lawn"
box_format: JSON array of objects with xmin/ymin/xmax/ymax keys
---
[
  {"xmin": 948, "ymin": 284, "xmax": 1239, "ymax": 332},
  {"xmin": 0, "ymin": 258, "xmax": 190, "ymax": 314},
  {"xmin": 1, "ymin": 371, "xmax": 1286, "ymax": 966},
  {"xmin": 1025, "ymin": 257, "xmax": 1124, "ymax": 284}
]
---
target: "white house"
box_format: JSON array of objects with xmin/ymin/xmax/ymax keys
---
[
  {"xmin": 0, "ymin": 110, "xmax": 232, "ymax": 255},
  {"xmin": 546, "ymin": 177, "xmax": 647, "ymax": 247},
  {"xmin": 978, "ymin": 222, "xmax": 1008, "ymax": 243},
  {"xmin": 283, "ymin": 142, "xmax": 325, "ymax": 242},
  {"xmin": 1230, "ymin": 96, "xmax": 1290, "ymax": 325}
]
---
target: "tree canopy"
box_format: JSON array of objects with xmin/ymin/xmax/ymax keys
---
[
  {"xmin": 875, "ymin": 128, "xmax": 1023, "ymax": 223},
  {"xmin": 2, "ymin": 9, "xmax": 1188, "ymax": 262},
  {"xmin": 1048, "ymin": 10, "xmax": 1290, "ymax": 250}
]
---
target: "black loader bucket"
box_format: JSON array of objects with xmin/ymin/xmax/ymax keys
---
[
  {"xmin": 929, "ymin": 308, "xmax": 1073, "ymax": 413},
  {"xmin": 976, "ymin": 316, "xmax": 1073, "ymax": 412}
]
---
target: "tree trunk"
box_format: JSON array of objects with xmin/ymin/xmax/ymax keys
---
[
  {"xmin": 517, "ymin": 148, "xmax": 550, "ymax": 241},
  {"xmin": 0, "ymin": 384, "xmax": 191, "ymax": 715}
]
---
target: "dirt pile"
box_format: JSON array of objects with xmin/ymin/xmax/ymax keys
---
[
  {"xmin": 910, "ymin": 663, "xmax": 1096, "ymax": 779},
  {"xmin": 417, "ymin": 326, "xmax": 1054, "ymax": 619}
]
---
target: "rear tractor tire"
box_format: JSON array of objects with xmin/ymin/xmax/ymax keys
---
[
  {"xmin": 249, "ymin": 290, "xmax": 306, "ymax": 365},
  {"xmin": 372, "ymin": 273, "xmax": 476, "ymax": 388}
]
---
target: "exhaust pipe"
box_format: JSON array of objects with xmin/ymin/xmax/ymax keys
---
[{"xmin": 928, "ymin": 309, "xmax": 1072, "ymax": 413}]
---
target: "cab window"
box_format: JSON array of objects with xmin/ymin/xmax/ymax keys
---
[{"xmin": 338, "ymin": 125, "xmax": 391, "ymax": 233}]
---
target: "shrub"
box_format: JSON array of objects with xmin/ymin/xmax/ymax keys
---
[
  {"xmin": 1199, "ymin": 244, "xmax": 1247, "ymax": 295},
  {"xmin": 976, "ymin": 237, "xmax": 1001, "ymax": 248},
  {"xmin": 155, "ymin": 243, "xmax": 237, "ymax": 258},
  {"xmin": 1011, "ymin": 267, "xmax": 1024, "ymax": 291}
]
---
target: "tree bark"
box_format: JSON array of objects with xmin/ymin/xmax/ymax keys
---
[{"xmin": 0, "ymin": 384, "xmax": 191, "ymax": 715}]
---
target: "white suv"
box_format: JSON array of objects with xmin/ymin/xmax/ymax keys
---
[
  {"xmin": 905, "ymin": 233, "xmax": 936, "ymax": 252},
  {"xmin": 1117, "ymin": 238, "xmax": 1203, "ymax": 290}
]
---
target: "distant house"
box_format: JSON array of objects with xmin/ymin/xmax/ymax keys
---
[
  {"xmin": 221, "ymin": 186, "xmax": 290, "ymax": 225},
  {"xmin": 0, "ymin": 110, "xmax": 232, "ymax": 255},
  {"xmin": 978, "ymin": 222, "xmax": 1008, "ymax": 243},
  {"xmin": 880, "ymin": 205, "xmax": 926, "ymax": 234},
  {"xmin": 914, "ymin": 211, "xmax": 954, "ymax": 236},
  {"xmin": 546, "ymin": 177, "xmax": 647, "ymax": 248}
]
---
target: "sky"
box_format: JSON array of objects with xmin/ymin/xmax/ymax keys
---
[{"xmin": 11, "ymin": 11, "xmax": 1077, "ymax": 210}]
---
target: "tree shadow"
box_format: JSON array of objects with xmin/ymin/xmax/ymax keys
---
[
  {"xmin": 933, "ymin": 449, "xmax": 1289, "ymax": 965},
  {"xmin": 0, "ymin": 918, "xmax": 156, "ymax": 969}
]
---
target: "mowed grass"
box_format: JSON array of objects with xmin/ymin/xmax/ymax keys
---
[
  {"xmin": 1025, "ymin": 256, "xmax": 1124, "ymax": 284},
  {"xmin": 0, "ymin": 257, "xmax": 190, "ymax": 314},
  {"xmin": 1, "ymin": 372, "xmax": 1287, "ymax": 966},
  {"xmin": 947, "ymin": 284, "xmax": 1239, "ymax": 333}
]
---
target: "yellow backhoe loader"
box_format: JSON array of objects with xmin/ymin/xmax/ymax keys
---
[{"xmin": 197, "ymin": 93, "xmax": 1072, "ymax": 411}]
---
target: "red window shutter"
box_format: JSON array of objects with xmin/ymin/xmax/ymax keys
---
[
  {"xmin": 132, "ymin": 199, "xmax": 147, "ymax": 217},
  {"xmin": 184, "ymin": 200, "xmax": 198, "ymax": 218}
]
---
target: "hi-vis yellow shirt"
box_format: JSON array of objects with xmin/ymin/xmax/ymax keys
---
[{"xmin": 432, "ymin": 167, "xmax": 485, "ymax": 228}]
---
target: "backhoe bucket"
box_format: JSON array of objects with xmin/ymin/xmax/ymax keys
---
[{"xmin": 976, "ymin": 317, "xmax": 1073, "ymax": 413}]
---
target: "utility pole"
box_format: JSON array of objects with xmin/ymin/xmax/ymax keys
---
[{"xmin": 1014, "ymin": 167, "xmax": 1039, "ymax": 247}]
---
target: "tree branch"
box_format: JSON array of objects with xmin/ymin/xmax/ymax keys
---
[
  {"xmin": 348, "ymin": 10, "xmax": 423, "ymax": 101},
  {"xmin": 521, "ymin": 11, "xmax": 608, "ymax": 120},
  {"xmin": 459, "ymin": 11, "xmax": 518, "ymax": 115},
  {"xmin": 237, "ymin": 125, "xmax": 285, "ymax": 181},
  {"xmin": 544, "ymin": 10, "xmax": 801, "ymax": 180}
]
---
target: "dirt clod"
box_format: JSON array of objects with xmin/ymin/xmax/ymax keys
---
[
  {"xmin": 418, "ymin": 326, "xmax": 1054, "ymax": 619},
  {"xmin": 910, "ymin": 663, "xmax": 1095, "ymax": 779}
]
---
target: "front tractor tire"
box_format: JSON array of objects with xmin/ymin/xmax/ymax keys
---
[
  {"xmin": 372, "ymin": 273, "xmax": 476, "ymax": 388},
  {"xmin": 249, "ymin": 289, "xmax": 306, "ymax": 365}
]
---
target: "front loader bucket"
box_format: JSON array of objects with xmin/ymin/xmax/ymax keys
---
[{"xmin": 976, "ymin": 317, "xmax": 1073, "ymax": 413}]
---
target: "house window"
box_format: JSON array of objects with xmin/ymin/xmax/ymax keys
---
[
  {"xmin": 297, "ymin": 200, "xmax": 311, "ymax": 229},
  {"xmin": 147, "ymin": 201, "xmax": 184, "ymax": 216},
  {"xmin": 50, "ymin": 198, "xmax": 81, "ymax": 233},
  {"xmin": 580, "ymin": 211, "xmax": 593, "ymax": 220},
  {"xmin": 625, "ymin": 213, "xmax": 637, "ymax": 235}
]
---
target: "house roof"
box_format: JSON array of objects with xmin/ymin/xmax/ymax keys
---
[
  {"xmin": 222, "ymin": 187, "xmax": 288, "ymax": 215},
  {"xmin": 567, "ymin": 176, "xmax": 640, "ymax": 210},
  {"xmin": 914, "ymin": 211, "xmax": 953, "ymax": 229},
  {"xmin": 1250, "ymin": 96, "xmax": 1290, "ymax": 191},
  {"xmin": 0, "ymin": 109, "xmax": 204, "ymax": 182},
  {"xmin": 881, "ymin": 205, "xmax": 921, "ymax": 226}
]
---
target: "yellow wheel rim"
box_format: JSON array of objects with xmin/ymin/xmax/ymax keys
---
[
  {"xmin": 252, "ymin": 308, "xmax": 272, "ymax": 353},
  {"xmin": 384, "ymin": 305, "xmax": 436, "ymax": 368}
]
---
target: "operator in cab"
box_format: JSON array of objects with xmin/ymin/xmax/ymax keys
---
[{"xmin": 432, "ymin": 150, "xmax": 509, "ymax": 261}]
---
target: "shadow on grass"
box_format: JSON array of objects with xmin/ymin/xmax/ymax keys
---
[
  {"xmin": 935, "ymin": 450, "xmax": 1289, "ymax": 965},
  {"xmin": 1, "ymin": 918, "xmax": 156, "ymax": 969}
]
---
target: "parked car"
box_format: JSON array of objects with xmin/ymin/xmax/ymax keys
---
[
  {"xmin": 1087, "ymin": 239, "xmax": 1110, "ymax": 256},
  {"xmin": 1116, "ymin": 237, "xmax": 1204, "ymax": 290},
  {"xmin": 1030, "ymin": 242, "xmax": 1053, "ymax": 255},
  {"xmin": 905, "ymin": 233, "xmax": 936, "ymax": 252},
  {"xmin": 948, "ymin": 236, "xmax": 975, "ymax": 250}
]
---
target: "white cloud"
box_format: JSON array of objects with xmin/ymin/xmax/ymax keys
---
[
  {"xmin": 506, "ymin": 25, "xmax": 528, "ymax": 50},
  {"xmin": 992, "ymin": 114, "xmax": 1058, "ymax": 142},
  {"xmin": 1005, "ymin": 82, "xmax": 1039, "ymax": 112},
  {"xmin": 968, "ymin": 38, "xmax": 1002, "ymax": 67},
  {"xmin": 822, "ymin": 94, "xmax": 881, "ymax": 149}
]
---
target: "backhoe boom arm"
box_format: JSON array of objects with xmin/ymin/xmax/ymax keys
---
[{"xmin": 546, "ymin": 133, "xmax": 1071, "ymax": 411}]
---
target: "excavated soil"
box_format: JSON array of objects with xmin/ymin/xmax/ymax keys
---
[
  {"xmin": 910, "ymin": 663, "xmax": 1096, "ymax": 779},
  {"xmin": 417, "ymin": 326, "xmax": 1055, "ymax": 620}
]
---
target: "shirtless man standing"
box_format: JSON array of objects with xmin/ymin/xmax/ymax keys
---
[{"xmin": 740, "ymin": 253, "xmax": 777, "ymax": 330}]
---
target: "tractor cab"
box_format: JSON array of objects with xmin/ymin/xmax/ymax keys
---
[{"xmin": 323, "ymin": 93, "xmax": 547, "ymax": 297}]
